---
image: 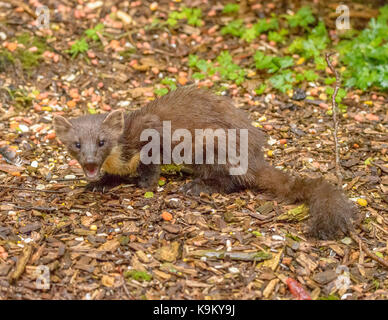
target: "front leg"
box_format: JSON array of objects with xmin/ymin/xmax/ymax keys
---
[
  {"xmin": 85, "ymin": 173, "xmax": 136, "ymax": 192},
  {"xmin": 137, "ymin": 163, "xmax": 160, "ymax": 189}
]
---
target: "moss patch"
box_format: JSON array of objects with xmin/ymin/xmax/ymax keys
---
[
  {"xmin": 3, "ymin": 32, "xmax": 49, "ymax": 71},
  {"xmin": 124, "ymin": 270, "xmax": 152, "ymax": 282}
]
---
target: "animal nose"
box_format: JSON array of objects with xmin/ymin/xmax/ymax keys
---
[{"xmin": 85, "ymin": 157, "xmax": 96, "ymax": 165}]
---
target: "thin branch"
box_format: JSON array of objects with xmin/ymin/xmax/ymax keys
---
[
  {"xmin": 325, "ymin": 53, "xmax": 388, "ymax": 270},
  {"xmin": 350, "ymin": 231, "xmax": 388, "ymax": 269},
  {"xmin": 0, "ymin": 185, "xmax": 67, "ymax": 193},
  {"xmin": 14, "ymin": 205, "xmax": 57, "ymax": 212},
  {"xmin": 7, "ymin": 0, "xmax": 37, "ymax": 19},
  {"xmin": 325, "ymin": 52, "xmax": 343, "ymax": 187}
]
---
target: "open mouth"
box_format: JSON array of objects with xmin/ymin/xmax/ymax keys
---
[{"xmin": 83, "ymin": 163, "xmax": 100, "ymax": 180}]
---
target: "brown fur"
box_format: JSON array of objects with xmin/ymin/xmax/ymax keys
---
[{"xmin": 54, "ymin": 87, "xmax": 358, "ymax": 239}]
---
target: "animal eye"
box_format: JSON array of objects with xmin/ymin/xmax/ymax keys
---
[
  {"xmin": 75, "ymin": 142, "xmax": 81, "ymax": 149},
  {"xmin": 98, "ymin": 140, "xmax": 105, "ymax": 147}
]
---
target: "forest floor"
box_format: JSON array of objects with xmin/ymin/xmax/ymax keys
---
[{"xmin": 0, "ymin": 0, "xmax": 387, "ymax": 300}]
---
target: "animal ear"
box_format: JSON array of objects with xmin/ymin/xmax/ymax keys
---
[
  {"xmin": 53, "ymin": 115, "xmax": 73, "ymax": 141},
  {"xmin": 102, "ymin": 110, "xmax": 124, "ymax": 135}
]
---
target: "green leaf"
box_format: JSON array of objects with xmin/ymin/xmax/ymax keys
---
[
  {"xmin": 364, "ymin": 157, "xmax": 373, "ymax": 166},
  {"xmin": 144, "ymin": 191, "xmax": 154, "ymax": 198},
  {"xmin": 188, "ymin": 54, "xmax": 199, "ymax": 67},
  {"xmin": 192, "ymin": 72, "xmax": 205, "ymax": 80},
  {"xmin": 85, "ymin": 23, "xmax": 104, "ymax": 41},
  {"xmin": 254, "ymin": 51, "xmax": 273, "ymax": 70},
  {"xmin": 268, "ymin": 29, "xmax": 288, "ymax": 43},
  {"xmin": 303, "ymin": 70, "xmax": 319, "ymax": 81},
  {"xmin": 336, "ymin": 7, "xmax": 388, "ymax": 91},
  {"xmin": 255, "ymin": 84, "xmax": 267, "ymax": 95},
  {"xmin": 269, "ymin": 70, "xmax": 295, "ymax": 93},
  {"xmin": 161, "ymin": 77, "xmax": 177, "ymax": 90},
  {"xmin": 221, "ymin": 19, "xmax": 245, "ymax": 37},
  {"xmin": 375, "ymin": 251, "xmax": 384, "ymax": 258},
  {"xmin": 69, "ymin": 38, "xmax": 89, "ymax": 58},
  {"xmin": 222, "ymin": 3, "xmax": 239, "ymax": 14},
  {"xmin": 241, "ymin": 27, "xmax": 257, "ymax": 42},
  {"xmin": 154, "ymin": 88, "xmax": 169, "ymax": 96},
  {"xmin": 254, "ymin": 18, "xmax": 279, "ymax": 34},
  {"xmin": 124, "ymin": 270, "xmax": 152, "ymax": 282},
  {"xmin": 325, "ymin": 77, "xmax": 336, "ymax": 85},
  {"xmin": 285, "ymin": 6, "xmax": 315, "ymax": 29}
]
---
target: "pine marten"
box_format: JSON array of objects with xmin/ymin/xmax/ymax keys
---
[{"xmin": 53, "ymin": 86, "xmax": 357, "ymax": 239}]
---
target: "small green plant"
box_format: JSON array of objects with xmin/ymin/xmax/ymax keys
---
[
  {"xmin": 69, "ymin": 38, "xmax": 89, "ymax": 58},
  {"xmin": 326, "ymin": 87, "xmax": 347, "ymax": 103},
  {"xmin": 284, "ymin": 6, "xmax": 315, "ymax": 29},
  {"xmin": 84, "ymin": 23, "xmax": 104, "ymax": 41},
  {"xmin": 154, "ymin": 87, "xmax": 169, "ymax": 96},
  {"xmin": 302, "ymin": 70, "xmax": 319, "ymax": 82},
  {"xmin": 255, "ymin": 83, "xmax": 267, "ymax": 95},
  {"xmin": 254, "ymin": 51, "xmax": 294, "ymax": 73},
  {"xmin": 326, "ymin": 86, "xmax": 348, "ymax": 112},
  {"xmin": 189, "ymin": 55, "xmax": 215, "ymax": 80},
  {"xmin": 166, "ymin": 7, "xmax": 203, "ymax": 27},
  {"xmin": 295, "ymin": 70, "xmax": 319, "ymax": 84},
  {"xmin": 268, "ymin": 29, "xmax": 289, "ymax": 43},
  {"xmin": 241, "ymin": 27, "xmax": 257, "ymax": 42},
  {"xmin": 67, "ymin": 24, "xmax": 104, "ymax": 59},
  {"xmin": 184, "ymin": 7, "xmax": 203, "ymax": 26},
  {"xmin": 336, "ymin": 6, "xmax": 388, "ymax": 91},
  {"xmin": 188, "ymin": 52, "xmax": 246, "ymax": 85},
  {"xmin": 269, "ymin": 70, "xmax": 295, "ymax": 93},
  {"xmin": 324, "ymin": 77, "xmax": 336, "ymax": 85},
  {"xmin": 155, "ymin": 77, "xmax": 177, "ymax": 96},
  {"xmin": 0, "ymin": 49, "xmax": 14, "ymax": 72},
  {"xmin": 288, "ymin": 21, "xmax": 329, "ymax": 69},
  {"xmin": 217, "ymin": 51, "xmax": 246, "ymax": 85},
  {"xmin": 223, "ymin": 18, "xmax": 279, "ymax": 42},
  {"xmin": 221, "ymin": 19, "xmax": 245, "ymax": 37},
  {"xmin": 6, "ymin": 33, "xmax": 49, "ymax": 70},
  {"xmin": 166, "ymin": 11, "xmax": 184, "ymax": 27},
  {"xmin": 4, "ymin": 87, "xmax": 33, "ymax": 109},
  {"xmin": 254, "ymin": 18, "xmax": 279, "ymax": 34},
  {"xmin": 222, "ymin": 3, "xmax": 239, "ymax": 14}
]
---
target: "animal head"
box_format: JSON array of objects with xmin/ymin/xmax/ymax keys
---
[{"xmin": 53, "ymin": 110, "xmax": 124, "ymax": 180}]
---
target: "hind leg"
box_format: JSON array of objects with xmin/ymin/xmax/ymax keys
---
[
  {"xmin": 137, "ymin": 163, "xmax": 160, "ymax": 189},
  {"xmin": 181, "ymin": 175, "xmax": 241, "ymax": 195}
]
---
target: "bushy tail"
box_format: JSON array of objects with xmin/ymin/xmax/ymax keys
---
[{"xmin": 255, "ymin": 165, "xmax": 358, "ymax": 239}]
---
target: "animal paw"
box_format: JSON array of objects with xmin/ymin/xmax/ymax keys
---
[
  {"xmin": 85, "ymin": 180, "xmax": 110, "ymax": 193},
  {"xmin": 180, "ymin": 180, "xmax": 216, "ymax": 195}
]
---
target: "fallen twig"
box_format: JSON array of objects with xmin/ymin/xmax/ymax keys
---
[
  {"xmin": 7, "ymin": 0, "xmax": 37, "ymax": 19},
  {"xmin": 350, "ymin": 231, "xmax": 388, "ymax": 269},
  {"xmin": 325, "ymin": 53, "xmax": 388, "ymax": 270},
  {"xmin": 9, "ymin": 245, "xmax": 33, "ymax": 283},
  {"xmin": 325, "ymin": 52, "xmax": 343, "ymax": 186},
  {"xmin": 0, "ymin": 185, "xmax": 67, "ymax": 193},
  {"xmin": 14, "ymin": 205, "xmax": 57, "ymax": 212},
  {"xmin": 189, "ymin": 250, "xmax": 272, "ymax": 262}
]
